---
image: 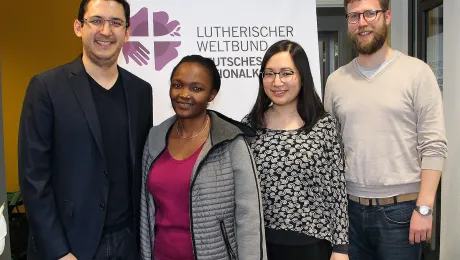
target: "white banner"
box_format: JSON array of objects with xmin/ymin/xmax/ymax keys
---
[{"xmin": 119, "ymin": 0, "xmax": 320, "ymax": 125}]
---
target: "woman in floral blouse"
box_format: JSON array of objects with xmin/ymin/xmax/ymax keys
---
[{"xmin": 243, "ymin": 40, "xmax": 349, "ymax": 260}]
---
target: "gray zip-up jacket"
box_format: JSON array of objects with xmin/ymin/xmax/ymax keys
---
[{"xmin": 140, "ymin": 111, "xmax": 267, "ymax": 260}]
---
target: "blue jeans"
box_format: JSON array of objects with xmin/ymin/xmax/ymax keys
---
[{"xmin": 348, "ymin": 199, "xmax": 423, "ymax": 260}]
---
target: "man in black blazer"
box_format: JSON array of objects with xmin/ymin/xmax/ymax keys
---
[{"xmin": 18, "ymin": 0, "xmax": 152, "ymax": 259}]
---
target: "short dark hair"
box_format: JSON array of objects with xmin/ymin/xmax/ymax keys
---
[
  {"xmin": 247, "ymin": 40, "xmax": 325, "ymax": 129},
  {"xmin": 78, "ymin": 0, "xmax": 130, "ymax": 27},
  {"xmin": 344, "ymin": 0, "xmax": 389, "ymax": 11},
  {"xmin": 170, "ymin": 55, "xmax": 221, "ymax": 93}
]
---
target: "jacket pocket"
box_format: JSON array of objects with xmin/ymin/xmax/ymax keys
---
[{"xmin": 220, "ymin": 220, "xmax": 236, "ymax": 260}]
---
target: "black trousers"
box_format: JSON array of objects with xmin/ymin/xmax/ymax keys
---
[
  {"xmin": 93, "ymin": 226, "xmax": 137, "ymax": 260},
  {"xmin": 267, "ymin": 240, "xmax": 332, "ymax": 260}
]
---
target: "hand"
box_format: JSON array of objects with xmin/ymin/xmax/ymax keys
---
[
  {"xmin": 409, "ymin": 210, "xmax": 432, "ymax": 245},
  {"xmin": 122, "ymin": 41, "xmax": 150, "ymax": 66},
  {"xmin": 331, "ymin": 252, "xmax": 349, "ymax": 260},
  {"xmin": 59, "ymin": 253, "xmax": 77, "ymax": 260}
]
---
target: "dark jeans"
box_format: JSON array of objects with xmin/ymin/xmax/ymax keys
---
[
  {"xmin": 267, "ymin": 240, "xmax": 332, "ymax": 260},
  {"xmin": 93, "ymin": 226, "xmax": 137, "ymax": 260},
  {"xmin": 348, "ymin": 199, "xmax": 423, "ymax": 260}
]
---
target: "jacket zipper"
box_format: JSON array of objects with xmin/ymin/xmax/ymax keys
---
[
  {"xmin": 189, "ymin": 141, "xmax": 229, "ymax": 260},
  {"xmin": 220, "ymin": 220, "xmax": 236, "ymax": 259},
  {"xmin": 243, "ymin": 140, "xmax": 265, "ymax": 260},
  {"xmin": 147, "ymin": 148, "xmax": 164, "ymax": 260}
]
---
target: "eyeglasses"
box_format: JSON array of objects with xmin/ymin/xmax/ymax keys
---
[
  {"xmin": 261, "ymin": 70, "xmax": 296, "ymax": 83},
  {"xmin": 346, "ymin": 9, "xmax": 387, "ymax": 24},
  {"xmin": 80, "ymin": 17, "xmax": 128, "ymax": 29}
]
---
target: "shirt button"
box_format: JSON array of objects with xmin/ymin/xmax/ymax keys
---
[
  {"xmin": 103, "ymin": 170, "xmax": 108, "ymax": 177},
  {"xmin": 100, "ymin": 202, "xmax": 105, "ymax": 209}
]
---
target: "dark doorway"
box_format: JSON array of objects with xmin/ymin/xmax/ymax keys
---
[
  {"xmin": 410, "ymin": 1, "xmax": 443, "ymax": 259},
  {"xmin": 317, "ymin": 7, "xmax": 355, "ymax": 98}
]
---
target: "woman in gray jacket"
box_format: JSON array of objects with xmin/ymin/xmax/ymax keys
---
[{"xmin": 140, "ymin": 55, "xmax": 266, "ymax": 260}]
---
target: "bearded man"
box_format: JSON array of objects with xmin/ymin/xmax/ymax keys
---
[{"xmin": 324, "ymin": 0, "xmax": 447, "ymax": 259}]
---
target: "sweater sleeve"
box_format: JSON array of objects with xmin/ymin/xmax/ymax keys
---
[
  {"xmin": 323, "ymin": 116, "xmax": 349, "ymax": 248},
  {"xmin": 414, "ymin": 65, "xmax": 448, "ymax": 171},
  {"xmin": 18, "ymin": 75, "xmax": 70, "ymax": 259}
]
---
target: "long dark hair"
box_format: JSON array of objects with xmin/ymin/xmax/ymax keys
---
[{"xmin": 248, "ymin": 40, "xmax": 325, "ymax": 129}]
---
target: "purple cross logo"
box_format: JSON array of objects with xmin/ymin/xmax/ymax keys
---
[{"xmin": 122, "ymin": 8, "xmax": 181, "ymax": 71}]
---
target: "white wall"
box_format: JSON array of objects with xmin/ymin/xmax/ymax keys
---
[
  {"xmin": 316, "ymin": 0, "xmax": 342, "ymax": 7},
  {"xmin": 317, "ymin": 0, "xmax": 410, "ymax": 54},
  {"xmin": 389, "ymin": 0, "xmax": 409, "ymax": 54},
  {"xmin": 440, "ymin": 1, "xmax": 460, "ymax": 259}
]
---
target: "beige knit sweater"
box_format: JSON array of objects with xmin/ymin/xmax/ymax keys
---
[{"xmin": 324, "ymin": 52, "xmax": 447, "ymax": 198}]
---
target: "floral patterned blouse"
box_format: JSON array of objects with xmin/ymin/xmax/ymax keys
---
[{"xmin": 243, "ymin": 113, "xmax": 349, "ymax": 250}]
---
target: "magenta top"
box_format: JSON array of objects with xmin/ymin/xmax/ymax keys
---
[{"xmin": 148, "ymin": 145, "xmax": 203, "ymax": 260}]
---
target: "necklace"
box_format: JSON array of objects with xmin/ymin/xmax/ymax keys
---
[{"xmin": 176, "ymin": 116, "xmax": 209, "ymax": 139}]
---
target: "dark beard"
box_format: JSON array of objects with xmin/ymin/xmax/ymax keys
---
[{"xmin": 351, "ymin": 23, "xmax": 387, "ymax": 55}]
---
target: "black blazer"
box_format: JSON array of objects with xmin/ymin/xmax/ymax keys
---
[{"xmin": 18, "ymin": 56, "xmax": 153, "ymax": 259}]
